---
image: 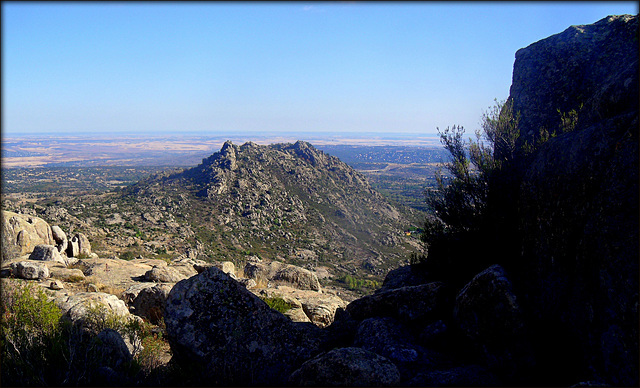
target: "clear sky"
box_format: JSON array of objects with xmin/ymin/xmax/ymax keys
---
[{"xmin": 2, "ymin": 1, "xmax": 638, "ymax": 137}]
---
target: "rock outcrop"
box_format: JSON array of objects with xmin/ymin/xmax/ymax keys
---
[
  {"xmin": 507, "ymin": 14, "xmax": 638, "ymax": 386},
  {"xmin": 1, "ymin": 210, "xmax": 95, "ymax": 262}
]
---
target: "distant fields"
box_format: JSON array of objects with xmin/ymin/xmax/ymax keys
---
[
  {"xmin": 2, "ymin": 133, "xmax": 448, "ymax": 211},
  {"xmin": 1, "ymin": 133, "xmax": 442, "ymax": 168}
]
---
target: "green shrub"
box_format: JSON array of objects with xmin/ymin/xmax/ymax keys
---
[
  {"xmin": 83, "ymin": 303, "xmax": 147, "ymax": 351},
  {"xmin": 136, "ymin": 331, "xmax": 168, "ymax": 375},
  {"xmin": 341, "ymin": 274, "xmax": 380, "ymax": 292},
  {"xmin": 415, "ymin": 98, "xmax": 576, "ymax": 283},
  {"xmin": 260, "ymin": 297, "xmax": 296, "ymax": 314},
  {"xmin": 0, "ymin": 282, "xmax": 171, "ymax": 385},
  {"xmin": 1, "ymin": 282, "xmax": 68, "ymax": 385}
]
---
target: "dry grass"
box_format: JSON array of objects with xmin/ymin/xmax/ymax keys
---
[
  {"xmin": 66, "ymin": 275, "xmax": 85, "ymax": 283},
  {"xmin": 254, "ymin": 274, "xmax": 270, "ymax": 289},
  {"xmin": 236, "ymin": 265, "xmax": 246, "ymax": 279}
]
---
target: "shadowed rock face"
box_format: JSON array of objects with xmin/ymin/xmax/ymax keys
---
[
  {"xmin": 508, "ymin": 14, "xmax": 638, "ymax": 386},
  {"xmin": 510, "ymin": 14, "xmax": 638, "ymax": 145},
  {"xmin": 288, "ymin": 347, "xmax": 401, "ymax": 386},
  {"xmin": 164, "ymin": 267, "xmax": 328, "ymax": 386},
  {"xmin": 454, "ymin": 265, "xmax": 534, "ymax": 379}
]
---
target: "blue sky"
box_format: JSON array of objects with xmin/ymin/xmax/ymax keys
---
[{"xmin": 2, "ymin": 2, "xmax": 638, "ymax": 137}]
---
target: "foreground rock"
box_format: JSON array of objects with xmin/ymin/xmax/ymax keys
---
[
  {"xmin": 164, "ymin": 267, "xmax": 327, "ymax": 385},
  {"xmin": 55, "ymin": 292, "xmax": 132, "ymax": 327},
  {"xmin": 346, "ymin": 281, "xmax": 449, "ymax": 324},
  {"xmin": 354, "ymin": 316, "xmax": 453, "ymax": 380},
  {"xmin": 288, "ymin": 347, "xmax": 401, "ymax": 386},
  {"xmin": 454, "ymin": 265, "xmax": 533, "ymax": 379},
  {"xmin": 408, "ymin": 364, "xmax": 500, "ymax": 386}
]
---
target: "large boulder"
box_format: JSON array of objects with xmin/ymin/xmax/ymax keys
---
[
  {"xmin": 131, "ymin": 283, "xmax": 173, "ymax": 324},
  {"xmin": 74, "ymin": 233, "xmax": 91, "ymax": 257},
  {"xmin": 51, "ymin": 225, "xmax": 68, "ymax": 254},
  {"xmin": 170, "ymin": 263, "xmax": 198, "ymax": 279},
  {"xmin": 273, "ymin": 264, "xmax": 321, "ymax": 291},
  {"xmin": 2, "ymin": 211, "xmax": 55, "ymax": 256},
  {"xmin": 287, "ymin": 347, "xmax": 401, "ymax": 386},
  {"xmin": 453, "ymin": 265, "xmax": 533, "ymax": 379},
  {"xmin": 94, "ymin": 328, "xmax": 134, "ymax": 369},
  {"xmin": 243, "ymin": 259, "xmax": 282, "ymax": 282},
  {"xmin": 214, "ymin": 260, "xmax": 236, "ymax": 275},
  {"xmin": 164, "ymin": 266, "xmax": 328, "ymax": 385},
  {"xmin": 122, "ymin": 282, "xmax": 157, "ymax": 305},
  {"xmin": 11, "ymin": 261, "xmax": 50, "ymax": 280},
  {"xmin": 144, "ymin": 265, "xmax": 186, "ymax": 283},
  {"xmin": 258, "ymin": 286, "xmax": 347, "ymax": 328},
  {"xmin": 510, "ymin": 15, "xmax": 638, "ymax": 146},
  {"xmin": 377, "ymin": 264, "xmax": 430, "ymax": 293},
  {"xmin": 78, "ymin": 329, "xmax": 134, "ymax": 386},
  {"xmin": 299, "ymin": 293, "xmax": 345, "ymax": 328},
  {"xmin": 29, "ymin": 244, "xmax": 64, "ymax": 263},
  {"xmin": 345, "ymin": 281, "xmax": 449, "ymax": 325},
  {"xmin": 48, "ymin": 266, "xmax": 85, "ymax": 282},
  {"xmin": 55, "ymin": 292, "xmax": 132, "ymax": 328},
  {"xmin": 66, "ymin": 237, "xmax": 79, "ymax": 258}
]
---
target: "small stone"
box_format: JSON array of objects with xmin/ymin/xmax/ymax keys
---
[{"xmin": 50, "ymin": 279, "xmax": 64, "ymax": 290}]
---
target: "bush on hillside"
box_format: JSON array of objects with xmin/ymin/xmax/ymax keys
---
[{"xmin": 0, "ymin": 281, "xmax": 170, "ymax": 385}]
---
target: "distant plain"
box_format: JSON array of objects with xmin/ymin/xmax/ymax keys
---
[{"xmin": 1, "ymin": 132, "xmax": 442, "ymax": 168}]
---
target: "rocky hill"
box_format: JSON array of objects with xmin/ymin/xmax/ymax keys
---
[
  {"xmin": 120, "ymin": 140, "xmax": 422, "ymax": 278},
  {"xmin": 2, "ymin": 140, "xmax": 423, "ymax": 294}
]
